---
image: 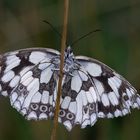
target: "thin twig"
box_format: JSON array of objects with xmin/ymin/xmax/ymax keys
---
[{"xmin": 50, "ymin": 0, "xmax": 69, "ymax": 140}]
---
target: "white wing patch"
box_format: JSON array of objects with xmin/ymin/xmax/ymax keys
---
[
  {"xmin": 1, "ymin": 70, "xmax": 15, "ymax": 83},
  {"xmin": 40, "ymin": 68, "xmax": 53, "ymax": 84},
  {"xmin": 85, "ymin": 63, "xmax": 102, "ymax": 76},
  {"xmin": 71, "ymin": 72, "xmax": 82, "ymax": 92},
  {"xmin": 29, "ymin": 51, "xmax": 47, "ymax": 64}
]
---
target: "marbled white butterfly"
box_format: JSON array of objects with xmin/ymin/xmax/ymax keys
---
[{"xmin": 0, "ymin": 46, "xmax": 140, "ymax": 131}]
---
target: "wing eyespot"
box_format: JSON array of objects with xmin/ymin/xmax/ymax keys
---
[
  {"xmin": 40, "ymin": 105, "xmax": 48, "ymax": 112},
  {"xmin": 66, "ymin": 112, "xmax": 74, "ymax": 120},
  {"xmin": 59, "ymin": 110, "xmax": 66, "ymax": 117},
  {"xmin": 31, "ymin": 103, "xmax": 39, "ymax": 111}
]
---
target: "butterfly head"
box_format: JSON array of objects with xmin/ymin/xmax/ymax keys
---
[{"xmin": 64, "ymin": 46, "xmax": 74, "ymax": 59}]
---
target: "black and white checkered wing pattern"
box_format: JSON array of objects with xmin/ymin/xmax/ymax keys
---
[
  {"xmin": 58, "ymin": 55, "xmax": 140, "ymax": 131},
  {"xmin": 59, "ymin": 73, "xmax": 98, "ymax": 131},
  {"xmin": 76, "ymin": 56, "xmax": 140, "ymax": 119},
  {"xmin": 0, "ymin": 48, "xmax": 59, "ymax": 120},
  {"xmin": 0, "ymin": 47, "xmax": 140, "ymax": 131}
]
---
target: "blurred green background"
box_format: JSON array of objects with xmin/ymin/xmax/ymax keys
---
[{"xmin": 0, "ymin": 0, "xmax": 140, "ymax": 140}]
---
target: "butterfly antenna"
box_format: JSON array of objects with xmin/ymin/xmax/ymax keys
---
[
  {"xmin": 70, "ymin": 29, "xmax": 101, "ymax": 47},
  {"xmin": 43, "ymin": 20, "xmax": 62, "ymax": 39}
]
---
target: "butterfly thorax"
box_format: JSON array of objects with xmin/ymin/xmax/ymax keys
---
[{"xmin": 51, "ymin": 46, "xmax": 79, "ymax": 74}]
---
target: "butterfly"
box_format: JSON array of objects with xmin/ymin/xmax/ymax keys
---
[{"xmin": 0, "ymin": 46, "xmax": 140, "ymax": 131}]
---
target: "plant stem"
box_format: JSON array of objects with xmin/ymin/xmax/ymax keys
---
[{"xmin": 50, "ymin": 0, "xmax": 69, "ymax": 140}]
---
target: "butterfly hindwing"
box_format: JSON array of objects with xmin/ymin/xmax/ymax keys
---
[
  {"xmin": 11, "ymin": 72, "xmax": 58, "ymax": 120},
  {"xmin": 59, "ymin": 71, "xmax": 98, "ymax": 131}
]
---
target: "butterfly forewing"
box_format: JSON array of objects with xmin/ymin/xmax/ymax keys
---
[{"xmin": 75, "ymin": 56, "xmax": 140, "ymax": 118}]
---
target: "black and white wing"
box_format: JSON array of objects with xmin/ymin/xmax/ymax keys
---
[
  {"xmin": 58, "ymin": 55, "xmax": 140, "ymax": 131},
  {"xmin": 0, "ymin": 48, "xmax": 140, "ymax": 131},
  {"xmin": 0, "ymin": 48, "xmax": 59, "ymax": 120},
  {"xmin": 59, "ymin": 73, "xmax": 98, "ymax": 131}
]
